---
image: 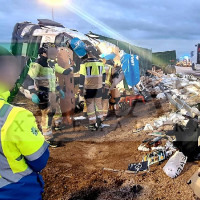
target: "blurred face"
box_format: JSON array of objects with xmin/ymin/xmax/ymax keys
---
[
  {"xmin": 0, "ymin": 56, "xmax": 20, "ymax": 90},
  {"xmin": 47, "ymin": 47, "xmax": 58, "ymax": 60}
]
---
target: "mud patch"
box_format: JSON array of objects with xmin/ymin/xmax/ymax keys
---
[
  {"xmin": 68, "ymin": 184, "xmax": 143, "ymax": 200},
  {"xmin": 69, "ymin": 187, "xmax": 102, "ymax": 200}
]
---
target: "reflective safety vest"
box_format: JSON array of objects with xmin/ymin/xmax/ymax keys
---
[
  {"xmin": 28, "ymin": 58, "xmax": 65, "ymax": 92},
  {"xmin": 0, "ymin": 93, "xmax": 48, "ymax": 188},
  {"xmin": 80, "ymin": 58, "xmax": 106, "ymax": 90}
]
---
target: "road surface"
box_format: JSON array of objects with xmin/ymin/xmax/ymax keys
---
[{"xmin": 176, "ymin": 66, "xmax": 200, "ymax": 77}]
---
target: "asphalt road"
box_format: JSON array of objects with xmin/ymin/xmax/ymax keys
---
[{"xmin": 176, "ymin": 66, "xmax": 200, "ymax": 77}]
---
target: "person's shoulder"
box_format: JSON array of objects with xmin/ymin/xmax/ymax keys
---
[
  {"xmin": 81, "ymin": 58, "xmax": 88, "ymax": 64},
  {"xmin": 11, "ymin": 106, "xmax": 34, "ymax": 119},
  {"xmin": 30, "ymin": 61, "xmax": 41, "ymax": 68},
  {"xmin": 83, "ymin": 57, "xmax": 102, "ymax": 63},
  {"xmin": 4, "ymin": 105, "xmax": 35, "ymax": 133}
]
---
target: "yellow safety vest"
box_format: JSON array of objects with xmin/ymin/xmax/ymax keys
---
[
  {"xmin": 0, "ymin": 90, "xmax": 48, "ymax": 188},
  {"xmin": 80, "ymin": 58, "xmax": 106, "ymax": 90},
  {"xmin": 28, "ymin": 60, "xmax": 65, "ymax": 92}
]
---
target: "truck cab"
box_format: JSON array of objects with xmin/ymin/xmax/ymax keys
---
[{"xmin": 191, "ymin": 44, "xmax": 200, "ymax": 70}]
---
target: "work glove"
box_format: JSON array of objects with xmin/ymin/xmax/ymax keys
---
[
  {"xmin": 31, "ymin": 94, "xmax": 40, "ymax": 104},
  {"xmin": 59, "ymin": 89, "xmax": 65, "ymax": 99}
]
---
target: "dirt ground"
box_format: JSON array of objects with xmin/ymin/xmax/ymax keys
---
[{"xmin": 14, "ymin": 94, "xmax": 200, "ymax": 200}]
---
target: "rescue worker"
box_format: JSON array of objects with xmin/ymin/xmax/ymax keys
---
[
  {"xmin": 23, "ymin": 43, "xmax": 75, "ymax": 147},
  {"xmin": 102, "ymin": 59, "xmax": 114, "ymax": 119},
  {"xmin": 0, "ymin": 46, "xmax": 49, "ymax": 200},
  {"xmin": 79, "ymin": 46, "xmax": 106, "ymax": 131}
]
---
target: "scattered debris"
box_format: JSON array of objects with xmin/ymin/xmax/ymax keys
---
[
  {"xmin": 167, "ymin": 119, "xmax": 200, "ymax": 161},
  {"xmin": 149, "ymin": 132, "xmax": 166, "ymax": 137},
  {"xmin": 156, "ymin": 93, "xmax": 166, "ymax": 100},
  {"xmin": 132, "ymin": 127, "xmax": 144, "ymax": 134},
  {"xmin": 143, "ymin": 149, "xmax": 166, "ymax": 166},
  {"xmin": 163, "ymin": 151, "xmax": 187, "ymax": 178},
  {"xmin": 144, "ymin": 124, "xmax": 154, "ymax": 131},
  {"xmin": 103, "ymin": 168, "xmax": 139, "ymax": 174},
  {"xmin": 138, "ymin": 144, "xmax": 150, "ymax": 152},
  {"xmin": 128, "ymin": 161, "xmax": 149, "ymax": 172},
  {"xmin": 101, "ymin": 124, "xmax": 110, "ymax": 128}
]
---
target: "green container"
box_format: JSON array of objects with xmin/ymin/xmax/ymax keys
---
[{"xmin": 152, "ymin": 50, "xmax": 176, "ymax": 67}]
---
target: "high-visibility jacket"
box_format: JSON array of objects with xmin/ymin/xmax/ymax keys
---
[
  {"xmin": 79, "ymin": 58, "xmax": 106, "ymax": 90},
  {"xmin": 0, "ymin": 90, "xmax": 49, "ymax": 200},
  {"xmin": 28, "ymin": 56, "xmax": 66, "ymax": 92}
]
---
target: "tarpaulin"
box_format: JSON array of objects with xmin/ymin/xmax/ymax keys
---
[
  {"xmin": 121, "ymin": 53, "xmax": 140, "ymax": 87},
  {"xmin": 70, "ymin": 37, "xmax": 86, "ymax": 58}
]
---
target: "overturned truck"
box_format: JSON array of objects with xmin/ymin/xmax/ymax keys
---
[
  {"xmin": 10, "ymin": 19, "xmax": 101, "ymax": 102},
  {"xmin": 9, "ymin": 19, "xmax": 153, "ymax": 121}
]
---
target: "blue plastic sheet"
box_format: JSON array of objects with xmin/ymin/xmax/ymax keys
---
[
  {"xmin": 100, "ymin": 53, "xmax": 116, "ymax": 60},
  {"xmin": 70, "ymin": 37, "xmax": 87, "ymax": 58},
  {"xmin": 121, "ymin": 54, "xmax": 140, "ymax": 86}
]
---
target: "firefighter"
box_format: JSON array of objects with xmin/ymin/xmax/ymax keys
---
[
  {"xmin": 102, "ymin": 59, "xmax": 114, "ymax": 119},
  {"xmin": 79, "ymin": 46, "xmax": 106, "ymax": 131},
  {"xmin": 23, "ymin": 43, "xmax": 75, "ymax": 147},
  {"xmin": 0, "ymin": 46, "xmax": 49, "ymax": 200}
]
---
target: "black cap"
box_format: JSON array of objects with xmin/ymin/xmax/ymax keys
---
[
  {"xmin": 39, "ymin": 43, "xmax": 57, "ymax": 55},
  {"xmin": 86, "ymin": 45, "xmax": 96, "ymax": 54},
  {"xmin": 38, "ymin": 47, "xmax": 47, "ymax": 55}
]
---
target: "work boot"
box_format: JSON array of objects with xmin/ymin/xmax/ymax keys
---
[
  {"xmin": 96, "ymin": 119, "xmax": 104, "ymax": 130},
  {"xmin": 54, "ymin": 123, "xmax": 67, "ymax": 131},
  {"xmin": 47, "ymin": 139, "xmax": 61, "ymax": 148},
  {"xmin": 88, "ymin": 124, "xmax": 97, "ymax": 131}
]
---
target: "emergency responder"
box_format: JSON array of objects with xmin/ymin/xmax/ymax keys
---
[
  {"xmin": 0, "ymin": 46, "xmax": 49, "ymax": 200},
  {"xmin": 79, "ymin": 46, "xmax": 106, "ymax": 131},
  {"xmin": 102, "ymin": 59, "xmax": 114, "ymax": 119},
  {"xmin": 23, "ymin": 43, "xmax": 75, "ymax": 147}
]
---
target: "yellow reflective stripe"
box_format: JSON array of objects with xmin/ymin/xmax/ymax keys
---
[{"xmin": 87, "ymin": 111, "xmax": 95, "ymax": 116}]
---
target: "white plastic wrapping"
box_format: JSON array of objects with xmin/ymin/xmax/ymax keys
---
[{"xmin": 163, "ymin": 151, "xmax": 187, "ymax": 178}]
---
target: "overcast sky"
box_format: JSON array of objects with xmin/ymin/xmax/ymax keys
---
[{"xmin": 0, "ymin": 0, "xmax": 199, "ymax": 57}]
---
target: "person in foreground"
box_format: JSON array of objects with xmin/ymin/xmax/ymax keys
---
[{"xmin": 0, "ymin": 46, "xmax": 49, "ymax": 200}]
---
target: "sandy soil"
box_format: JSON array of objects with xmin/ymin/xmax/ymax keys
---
[{"xmin": 13, "ymin": 94, "xmax": 200, "ymax": 200}]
